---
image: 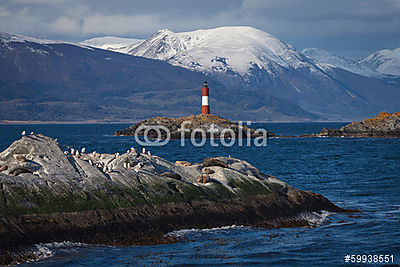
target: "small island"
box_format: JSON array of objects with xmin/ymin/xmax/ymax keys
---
[
  {"xmin": 115, "ymin": 114, "xmax": 274, "ymax": 138},
  {"xmin": 304, "ymin": 112, "xmax": 400, "ymax": 138},
  {"xmin": 0, "ymin": 133, "xmax": 344, "ymax": 264}
]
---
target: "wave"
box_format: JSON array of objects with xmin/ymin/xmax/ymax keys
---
[
  {"xmin": 297, "ymin": 210, "xmax": 332, "ymax": 226},
  {"xmin": 166, "ymin": 224, "xmax": 249, "ymax": 238},
  {"xmin": 13, "ymin": 241, "xmax": 87, "ymax": 264},
  {"xmin": 167, "ymin": 212, "xmax": 333, "ymax": 238}
]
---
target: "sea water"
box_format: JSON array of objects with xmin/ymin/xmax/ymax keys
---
[{"xmin": 0, "ymin": 123, "xmax": 399, "ymax": 266}]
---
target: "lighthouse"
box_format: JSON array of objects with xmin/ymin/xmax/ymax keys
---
[{"xmin": 202, "ymin": 81, "xmax": 210, "ymax": 114}]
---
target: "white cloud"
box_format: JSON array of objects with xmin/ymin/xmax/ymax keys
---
[
  {"xmin": 82, "ymin": 13, "xmax": 162, "ymax": 35},
  {"xmin": 11, "ymin": 0, "xmax": 70, "ymax": 4},
  {"xmin": 48, "ymin": 17, "xmax": 81, "ymax": 35},
  {"xmin": 0, "ymin": 0, "xmax": 399, "ymax": 57}
]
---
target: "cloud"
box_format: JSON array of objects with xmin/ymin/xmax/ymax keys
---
[
  {"xmin": 0, "ymin": 0, "xmax": 399, "ymax": 57},
  {"xmin": 48, "ymin": 17, "xmax": 81, "ymax": 35},
  {"xmin": 82, "ymin": 13, "xmax": 162, "ymax": 35}
]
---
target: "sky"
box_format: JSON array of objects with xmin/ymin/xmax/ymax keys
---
[{"xmin": 0, "ymin": 0, "xmax": 399, "ymax": 58}]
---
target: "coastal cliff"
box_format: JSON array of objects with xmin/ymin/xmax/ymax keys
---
[
  {"xmin": 305, "ymin": 112, "xmax": 400, "ymax": 138},
  {"xmin": 114, "ymin": 114, "xmax": 274, "ymax": 138},
  {"xmin": 0, "ymin": 134, "xmax": 343, "ymax": 263}
]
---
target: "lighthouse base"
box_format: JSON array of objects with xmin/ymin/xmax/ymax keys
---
[{"xmin": 202, "ymin": 106, "xmax": 210, "ymax": 114}]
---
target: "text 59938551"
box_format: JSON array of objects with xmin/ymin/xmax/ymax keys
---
[{"xmin": 344, "ymin": 254, "xmax": 394, "ymax": 264}]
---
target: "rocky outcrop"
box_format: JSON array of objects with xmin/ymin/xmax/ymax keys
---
[
  {"xmin": 303, "ymin": 112, "xmax": 400, "ymax": 138},
  {"xmin": 114, "ymin": 114, "xmax": 274, "ymax": 138},
  {"xmin": 0, "ymin": 134, "xmax": 344, "ymax": 260}
]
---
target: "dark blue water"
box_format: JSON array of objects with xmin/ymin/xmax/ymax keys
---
[{"xmin": 1, "ymin": 123, "xmax": 399, "ymax": 266}]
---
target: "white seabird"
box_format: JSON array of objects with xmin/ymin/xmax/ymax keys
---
[{"xmin": 21, "ymin": 131, "xmax": 26, "ymax": 136}]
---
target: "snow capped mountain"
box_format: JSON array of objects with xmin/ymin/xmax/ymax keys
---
[
  {"xmin": 302, "ymin": 48, "xmax": 374, "ymax": 76},
  {"xmin": 2, "ymin": 29, "xmax": 400, "ymax": 122},
  {"xmin": 80, "ymin": 36, "xmax": 144, "ymax": 53},
  {"xmin": 359, "ymin": 48, "xmax": 400, "ymax": 77},
  {"xmin": 302, "ymin": 47, "xmax": 400, "ymax": 78},
  {"xmin": 77, "ymin": 26, "xmax": 400, "ymax": 120},
  {"xmin": 0, "ymin": 32, "xmax": 90, "ymax": 50},
  {"xmin": 125, "ymin": 26, "xmax": 319, "ymax": 76}
]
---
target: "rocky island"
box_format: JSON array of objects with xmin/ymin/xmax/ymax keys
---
[
  {"xmin": 304, "ymin": 112, "xmax": 400, "ymax": 138},
  {"xmin": 114, "ymin": 114, "xmax": 274, "ymax": 138},
  {"xmin": 0, "ymin": 134, "xmax": 345, "ymax": 264}
]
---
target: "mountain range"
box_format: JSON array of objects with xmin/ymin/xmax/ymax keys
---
[{"xmin": 1, "ymin": 26, "xmax": 400, "ymax": 122}]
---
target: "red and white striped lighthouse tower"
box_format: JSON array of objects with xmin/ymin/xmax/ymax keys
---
[{"xmin": 201, "ymin": 81, "xmax": 210, "ymax": 114}]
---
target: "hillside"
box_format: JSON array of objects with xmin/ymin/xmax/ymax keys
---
[
  {"xmin": 0, "ymin": 32, "xmax": 321, "ymax": 122},
  {"xmin": 85, "ymin": 26, "xmax": 400, "ymax": 121}
]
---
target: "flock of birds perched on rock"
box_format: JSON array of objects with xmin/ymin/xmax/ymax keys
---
[
  {"xmin": 20, "ymin": 130, "xmax": 153, "ymax": 175},
  {"xmin": 18, "ymin": 130, "xmax": 222, "ymax": 182}
]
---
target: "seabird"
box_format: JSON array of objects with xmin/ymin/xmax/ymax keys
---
[
  {"xmin": 71, "ymin": 148, "xmax": 75, "ymax": 155},
  {"xmin": 30, "ymin": 132, "xmax": 34, "ymax": 135},
  {"xmin": 89, "ymin": 159, "xmax": 93, "ymax": 165},
  {"xmin": 81, "ymin": 148, "xmax": 86, "ymax": 154},
  {"xmin": 133, "ymin": 162, "xmax": 143, "ymax": 172},
  {"xmin": 147, "ymin": 151, "xmax": 152, "ymax": 156},
  {"xmin": 21, "ymin": 131, "xmax": 26, "ymax": 136},
  {"xmin": 142, "ymin": 147, "xmax": 146, "ymax": 154}
]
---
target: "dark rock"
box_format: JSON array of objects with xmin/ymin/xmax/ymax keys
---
[
  {"xmin": 318, "ymin": 112, "xmax": 400, "ymax": 137},
  {"xmin": 0, "ymin": 134, "xmax": 346, "ymax": 256},
  {"xmin": 203, "ymin": 157, "xmax": 228, "ymax": 168},
  {"xmin": 114, "ymin": 114, "xmax": 273, "ymax": 139},
  {"xmin": 161, "ymin": 172, "xmax": 182, "ymax": 180},
  {"xmin": 9, "ymin": 167, "xmax": 32, "ymax": 176}
]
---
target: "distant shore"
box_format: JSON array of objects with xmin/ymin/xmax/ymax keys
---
[
  {"xmin": 0, "ymin": 119, "xmax": 348, "ymax": 125},
  {"xmin": 0, "ymin": 120, "xmax": 138, "ymax": 125}
]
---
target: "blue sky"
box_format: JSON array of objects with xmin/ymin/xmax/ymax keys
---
[{"xmin": 1, "ymin": 0, "xmax": 399, "ymax": 58}]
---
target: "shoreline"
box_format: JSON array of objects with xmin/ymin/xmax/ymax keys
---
[{"xmin": 0, "ymin": 120, "xmax": 349, "ymax": 125}]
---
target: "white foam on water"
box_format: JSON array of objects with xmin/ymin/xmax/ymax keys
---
[
  {"xmin": 297, "ymin": 210, "xmax": 332, "ymax": 226},
  {"xmin": 166, "ymin": 224, "xmax": 249, "ymax": 238},
  {"xmin": 21, "ymin": 241, "xmax": 87, "ymax": 263}
]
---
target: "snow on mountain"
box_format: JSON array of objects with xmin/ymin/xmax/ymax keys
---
[
  {"xmin": 359, "ymin": 48, "xmax": 400, "ymax": 77},
  {"xmin": 126, "ymin": 26, "xmax": 319, "ymax": 76},
  {"xmin": 302, "ymin": 47, "xmax": 400, "ymax": 78},
  {"xmin": 302, "ymin": 48, "xmax": 366, "ymax": 74},
  {"xmin": 0, "ymin": 32, "xmax": 91, "ymax": 50},
  {"xmin": 80, "ymin": 36, "xmax": 144, "ymax": 53}
]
